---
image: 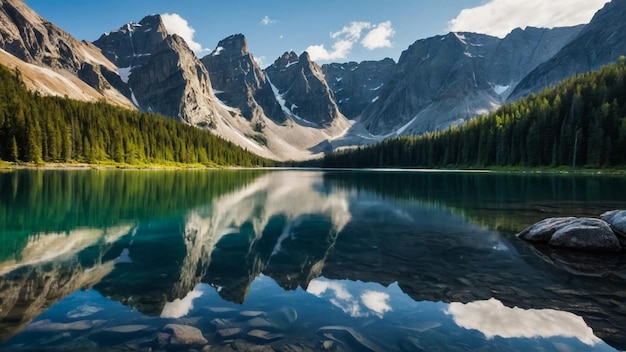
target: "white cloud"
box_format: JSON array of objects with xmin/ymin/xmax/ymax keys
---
[
  {"xmin": 161, "ymin": 13, "xmax": 205, "ymax": 53},
  {"xmin": 254, "ymin": 56, "xmax": 267, "ymax": 68},
  {"xmin": 448, "ymin": 0, "xmax": 609, "ymax": 38},
  {"xmin": 261, "ymin": 15, "xmax": 277, "ymax": 26},
  {"xmin": 445, "ymin": 298, "xmax": 601, "ymax": 346},
  {"xmin": 306, "ymin": 40, "xmax": 354, "ymax": 62},
  {"xmin": 307, "ymin": 21, "xmax": 395, "ymax": 62},
  {"xmin": 361, "ymin": 21, "xmax": 395, "ymax": 50},
  {"xmin": 331, "ymin": 21, "xmax": 372, "ymax": 41}
]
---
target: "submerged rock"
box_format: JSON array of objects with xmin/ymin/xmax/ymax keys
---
[
  {"xmin": 317, "ymin": 326, "xmax": 384, "ymax": 352},
  {"xmin": 158, "ymin": 324, "xmax": 208, "ymax": 348},
  {"xmin": 246, "ymin": 329, "xmax": 285, "ymax": 343},
  {"xmin": 518, "ymin": 217, "xmax": 622, "ymax": 252}
]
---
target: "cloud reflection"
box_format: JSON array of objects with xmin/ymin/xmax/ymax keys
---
[
  {"xmin": 160, "ymin": 287, "xmax": 203, "ymax": 319},
  {"xmin": 361, "ymin": 291, "xmax": 392, "ymax": 316},
  {"xmin": 307, "ymin": 279, "xmax": 392, "ymax": 318},
  {"xmin": 445, "ymin": 298, "xmax": 601, "ymax": 346}
]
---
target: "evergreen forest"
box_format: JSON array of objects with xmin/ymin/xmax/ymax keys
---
[
  {"xmin": 323, "ymin": 59, "xmax": 626, "ymax": 169},
  {"xmin": 0, "ymin": 65, "xmax": 274, "ymax": 167}
]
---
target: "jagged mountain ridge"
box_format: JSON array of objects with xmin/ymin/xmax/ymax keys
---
[
  {"xmin": 0, "ymin": 0, "xmax": 622, "ymax": 160},
  {"xmin": 201, "ymin": 34, "xmax": 286, "ymax": 125},
  {"xmin": 265, "ymin": 51, "xmax": 349, "ymax": 130},
  {"xmin": 0, "ymin": 0, "xmax": 132, "ymax": 107},
  {"xmin": 510, "ymin": 0, "xmax": 626, "ymax": 100},
  {"xmin": 322, "ymin": 58, "xmax": 396, "ymax": 119},
  {"xmin": 359, "ymin": 26, "xmax": 583, "ymax": 136},
  {"xmin": 93, "ymin": 15, "xmax": 225, "ymax": 127}
]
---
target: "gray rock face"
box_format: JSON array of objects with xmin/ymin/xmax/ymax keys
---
[
  {"xmin": 322, "ymin": 58, "xmax": 396, "ymax": 119},
  {"xmin": 360, "ymin": 26, "xmax": 582, "ymax": 136},
  {"xmin": 265, "ymin": 51, "xmax": 344, "ymax": 127},
  {"xmin": 518, "ymin": 217, "xmax": 622, "ymax": 252},
  {"xmin": 94, "ymin": 15, "xmax": 223, "ymax": 126},
  {"xmin": 601, "ymin": 210, "xmax": 626, "ymax": 237},
  {"xmin": 0, "ymin": 0, "xmax": 128, "ymax": 95},
  {"xmin": 201, "ymin": 34, "xmax": 286, "ymax": 124},
  {"xmin": 94, "ymin": 15, "xmax": 168, "ymax": 70},
  {"xmin": 510, "ymin": 0, "xmax": 626, "ymax": 101}
]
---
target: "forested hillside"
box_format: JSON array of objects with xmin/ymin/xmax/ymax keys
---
[
  {"xmin": 0, "ymin": 65, "xmax": 274, "ymax": 167},
  {"xmin": 324, "ymin": 58, "xmax": 626, "ymax": 168}
]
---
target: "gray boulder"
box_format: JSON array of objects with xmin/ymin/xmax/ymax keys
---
[
  {"xmin": 518, "ymin": 217, "xmax": 622, "ymax": 252},
  {"xmin": 601, "ymin": 210, "xmax": 626, "ymax": 237},
  {"xmin": 517, "ymin": 217, "xmax": 576, "ymax": 242},
  {"xmin": 158, "ymin": 324, "xmax": 208, "ymax": 348},
  {"xmin": 548, "ymin": 218, "xmax": 621, "ymax": 252}
]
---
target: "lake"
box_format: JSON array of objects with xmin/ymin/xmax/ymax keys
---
[{"xmin": 1, "ymin": 169, "xmax": 626, "ymax": 351}]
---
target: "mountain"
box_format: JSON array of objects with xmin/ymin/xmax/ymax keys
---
[
  {"xmin": 93, "ymin": 15, "xmax": 227, "ymax": 127},
  {"xmin": 322, "ymin": 58, "xmax": 396, "ymax": 119},
  {"xmin": 265, "ymin": 51, "xmax": 349, "ymax": 130},
  {"xmin": 510, "ymin": 0, "xmax": 626, "ymax": 100},
  {"xmin": 201, "ymin": 34, "xmax": 286, "ymax": 125},
  {"xmin": 359, "ymin": 26, "xmax": 582, "ymax": 136},
  {"xmin": 0, "ymin": 0, "xmax": 132, "ymax": 108}
]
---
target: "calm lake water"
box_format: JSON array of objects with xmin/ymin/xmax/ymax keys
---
[{"xmin": 1, "ymin": 169, "xmax": 626, "ymax": 351}]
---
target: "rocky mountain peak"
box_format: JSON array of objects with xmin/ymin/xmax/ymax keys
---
[
  {"xmin": 265, "ymin": 51, "xmax": 346, "ymax": 129},
  {"xmin": 201, "ymin": 34, "xmax": 286, "ymax": 123},
  {"xmin": 94, "ymin": 14, "xmax": 168, "ymax": 69},
  {"xmin": 270, "ymin": 51, "xmax": 300, "ymax": 69},
  {"xmin": 210, "ymin": 33, "xmax": 248, "ymax": 58}
]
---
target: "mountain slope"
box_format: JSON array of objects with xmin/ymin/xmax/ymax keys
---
[
  {"xmin": 0, "ymin": 0, "xmax": 132, "ymax": 108},
  {"xmin": 324, "ymin": 60, "xmax": 626, "ymax": 168},
  {"xmin": 510, "ymin": 0, "xmax": 626, "ymax": 101},
  {"xmin": 359, "ymin": 26, "xmax": 582, "ymax": 136},
  {"xmin": 201, "ymin": 34, "xmax": 286, "ymax": 125},
  {"xmin": 265, "ymin": 51, "xmax": 349, "ymax": 131},
  {"xmin": 322, "ymin": 58, "xmax": 396, "ymax": 119},
  {"xmin": 93, "ymin": 15, "xmax": 226, "ymax": 126}
]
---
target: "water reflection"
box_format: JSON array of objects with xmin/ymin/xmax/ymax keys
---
[
  {"xmin": 446, "ymin": 298, "xmax": 600, "ymax": 346},
  {"xmin": 0, "ymin": 170, "xmax": 625, "ymax": 351}
]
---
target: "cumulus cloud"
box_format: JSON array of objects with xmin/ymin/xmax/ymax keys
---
[
  {"xmin": 448, "ymin": 0, "xmax": 609, "ymax": 38},
  {"xmin": 361, "ymin": 21, "xmax": 395, "ymax": 50},
  {"xmin": 261, "ymin": 15, "xmax": 277, "ymax": 26},
  {"xmin": 331, "ymin": 21, "xmax": 372, "ymax": 41},
  {"xmin": 161, "ymin": 13, "xmax": 205, "ymax": 53},
  {"xmin": 307, "ymin": 21, "xmax": 395, "ymax": 62}
]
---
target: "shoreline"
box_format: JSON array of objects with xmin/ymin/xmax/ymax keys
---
[{"xmin": 1, "ymin": 161, "xmax": 625, "ymax": 175}]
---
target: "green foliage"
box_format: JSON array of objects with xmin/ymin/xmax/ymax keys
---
[
  {"xmin": 0, "ymin": 65, "xmax": 274, "ymax": 167},
  {"xmin": 323, "ymin": 60, "xmax": 626, "ymax": 169}
]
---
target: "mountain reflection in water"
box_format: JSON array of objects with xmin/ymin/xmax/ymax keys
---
[{"xmin": 1, "ymin": 169, "xmax": 625, "ymax": 351}]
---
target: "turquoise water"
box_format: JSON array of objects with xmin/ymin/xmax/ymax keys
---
[{"xmin": 1, "ymin": 169, "xmax": 625, "ymax": 351}]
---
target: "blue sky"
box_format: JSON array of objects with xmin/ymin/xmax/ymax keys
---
[{"xmin": 24, "ymin": 0, "xmax": 609, "ymax": 68}]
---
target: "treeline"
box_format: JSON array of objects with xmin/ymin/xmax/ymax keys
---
[
  {"xmin": 324, "ymin": 58, "xmax": 626, "ymax": 168},
  {"xmin": 0, "ymin": 65, "xmax": 274, "ymax": 166}
]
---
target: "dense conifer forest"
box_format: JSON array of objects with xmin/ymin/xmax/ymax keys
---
[
  {"xmin": 323, "ymin": 58, "xmax": 626, "ymax": 169},
  {"xmin": 0, "ymin": 65, "xmax": 274, "ymax": 167}
]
